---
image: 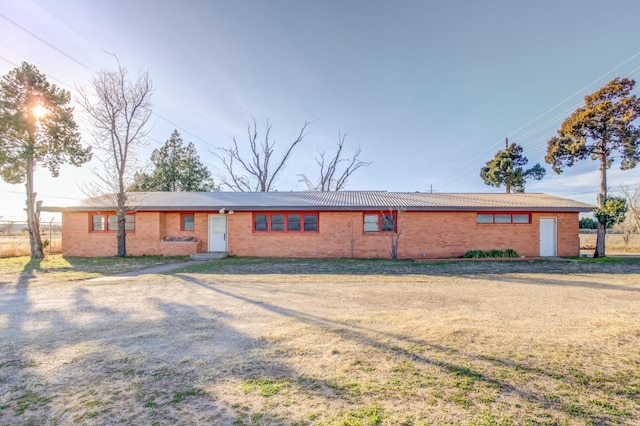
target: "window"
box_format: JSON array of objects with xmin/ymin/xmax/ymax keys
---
[
  {"xmin": 512, "ymin": 214, "xmax": 530, "ymax": 223},
  {"xmin": 364, "ymin": 212, "xmax": 397, "ymax": 232},
  {"xmin": 92, "ymin": 214, "xmax": 105, "ymax": 231},
  {"xmin": 381, "ymin": 214, "xmax": 395, "ymax": 231},
  {"xmin": 304, "ymin": 214, "xmax": 318, "ymax": 232},
  {"xmin": 476, "ymin": 214, "xmax": 493, "ymax": 224},
  {"xmin": 495, "ymin": 214, "xmax": 511, "ymax": 224},
  {"xmin": 253, "ymin": 212, "xmax": 319, "ymax": 233},
  {"xmin": 91, "ymin": 214, "xmax": 135, "ymax": 232},
  {"xmin": 363, "ymin": 214, "xmax": 379, "ymax": 232},
  {"xmin": 476, "ymin": 213, "xmax": 531, "ymax": 224},
  {"xmin": 255, "ymin": 214, "xmax": 268, "ymax": 231},
  {"xmin": 182, "ymin": 214, "xmax": 195, "ymax": 231},
  {"xmin": 287, "ymin": 214, "xmax": 301, "ymax": 231},
  {"xmin": 271, "ymin": 214, "xmax": 285, "ymax": 231}
]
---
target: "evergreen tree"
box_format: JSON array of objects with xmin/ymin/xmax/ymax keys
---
[
  {"xmin": 130, "ymin": 130, "xmax": 216, "ymax": 192},
  {"xmin": 480, "ymin": 140, "xmax": 545, "ymax": 193},
  {"xmin": 0, "ymin": 62, "xmax": 91, "ymax": 258},
  {"xmin": 546, "ymin": 77, "xmax": 640, "ymax": 257}
]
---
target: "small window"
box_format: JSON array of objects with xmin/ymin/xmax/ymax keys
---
[
  {"xmin": 92, "ymin": 215, "xmax": 105, "ymax": 231},
  {"xmin": 271, "ymin": 214, "xmax": 285, "ymax": 231},
  {"xmin": 124, "ymin": 215, "xmax": 135, "ymax": 231},
  {"xmin": 364, "ymin": 214, "xmax": 379, "ymax": 232},
  {"xmin": 288, "ymin": 214, "xmax": 301, "ymax": 231},
  {"xmin": 107, "ymin": 215, "xmax": 119, "ymax": 231},
  {"xmin": 182, "ymin": 214, "xmax": 195, "ymax": 231},
  {"xmin": 513, "ymin": 214, "xmax": 530, "ymax": 224},
  {"xmin": 381, "ymin": 214, "xmax": 395, "ymax": 231},
  {"xmin": 304, "ymin": 214, "xmax": 318, "ymax": 232},
  {"xmin": 91, "ymin": 213, "xmax": 134, "ymax": 232},
  {"xmin": 364, "ymin": 212, "xmax": 397, "ymax": 232},
  {"xmin": 255, "ymin": 214, "xmax": 268, "ymax": 231},
  {"xmin": 495, "ymin": 214, "xmax": 511, "ymax": 224},
  {"xmin": 477, "ymin": 213, "xmax": 531, "ymax": 224},
  {"xmin": 477, "ymin": 214, "xmax": 494, "ymax": 223}
]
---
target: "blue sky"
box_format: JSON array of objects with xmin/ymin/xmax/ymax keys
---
[{"xmin": 2, "ymin": 0, "xmax": 640, "ymax": 221}]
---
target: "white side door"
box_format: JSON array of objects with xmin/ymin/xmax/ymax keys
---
[
  {"xmin": 539, "ymin": 217, "xmax": 557, "ymax": 256},
  {"xmin": 208, "ymin": 214, "xmax": 227, "ymax": 251}
]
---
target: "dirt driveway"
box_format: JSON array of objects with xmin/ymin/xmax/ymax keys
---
[{"xmin": 1, "ymin": 259, "xmax": 639, "ymax": 425}]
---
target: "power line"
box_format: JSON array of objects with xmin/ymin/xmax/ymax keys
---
[
  {"xmin": 444, "ymin": 51, "xmax": 640, "ymax": 190},
  {"xmin": 0, "ymin": 189, "xmax": 83, "ymax": 200},
  {"xmin": 0, "ymin": 12, "xmax": 90, "ymax": 70},
  {"xmin": 0, "ymin": 54, "xmax": 20, "ymax": 67}
]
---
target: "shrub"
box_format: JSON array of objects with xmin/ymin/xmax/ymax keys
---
[{"xmin": 462, "ymin": 249, "xmax": 519, "ymax": 258}]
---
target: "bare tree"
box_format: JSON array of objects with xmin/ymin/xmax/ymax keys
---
[
  {"xmin": 299, "ymin": 132, "xmax": 371, "ymax": 191},
  {"xmin": 387, "ymin": 208, "xmax": 404, "ymax": 260},
  {"xmin": 216, "ymin": 118, "xmax": 310, "ymax": 192},
  {"xmin": 78, "ymin": 64, "xmax": 153, "ymax": 257},
  {"xmin": 619, "ymin": 183, "xmax": 640, "ymax": 233}
]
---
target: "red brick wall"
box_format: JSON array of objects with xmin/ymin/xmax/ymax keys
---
[
  {"xmin": 61, "ymin": 211, "xmax": 211, "ymax": 257},
  {"xmin": 227, "ymin": 211, "xmax": 580, "ymax": 258},
  {"xmin": 62, "ymin": 210, "xmax": 580, "ymax": 258}
]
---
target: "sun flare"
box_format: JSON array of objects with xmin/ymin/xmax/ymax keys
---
[{"xmin": 32, "ymin": 104, "xmax": 48, "ymax": 119}]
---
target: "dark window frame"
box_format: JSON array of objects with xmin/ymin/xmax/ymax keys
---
[{"xmin": 252, "ymin": 212, "xmax": 319, "ymax": 234}]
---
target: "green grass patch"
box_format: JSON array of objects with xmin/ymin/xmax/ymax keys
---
[
  {"xmin": 14, "ymin": 390, "xmax": 52, "ymax": 415},
  {"xmin": 566, "ymin": 256, "xmax": 639, "ymax": 263},
  {"xmin": 241, "ymin": 378, "xmax": 290, "ymax": 397},
  {"xmin": 335, "ymin": 405, "xmax": 384, "ymax": 426},
  {"xmin": 171, "ymin": 388, "xmax": 204, "ymax": 403}
]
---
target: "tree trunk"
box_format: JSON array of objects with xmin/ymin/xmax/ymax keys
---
[
  {"xmin": 594, "ymin": 154, "xmax": 607, "ymax": 258},
  {"xmin": 116, "ymin": 192, "xmax": 127, "ymax": 257},
  {"xmin": 25, "ymin": 155, "xmax": 44, "ymax": 259}
]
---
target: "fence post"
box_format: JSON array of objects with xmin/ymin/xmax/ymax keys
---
[{"xmin": 49, "ymin": 218, "xmax": 54, "ymax": 255}]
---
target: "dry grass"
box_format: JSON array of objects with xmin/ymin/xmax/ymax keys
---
[
  {"xmin": 1, "ymin": 258, "xmax": 639, "ymax": 425},
  {"xmin": 580, "ymin": 232, "xmax": 640, "ymax": 253},
  {"xmin": 0, "ymin": 233, "xmax": 62, "ymax": 257}
]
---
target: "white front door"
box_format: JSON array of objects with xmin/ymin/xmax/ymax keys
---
[
  {"xmin": 208, "ymin": 214, "xmax": 227, "ymax": 252},
  {"xmin": 539, "ymin": 217, "xmax": 557, "ymax": 256}
]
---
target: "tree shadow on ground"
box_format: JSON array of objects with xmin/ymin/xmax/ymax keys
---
[
  {"xmin": 0, "ymin": 275, "xmax": 296, "ymax": 425},
  {"xmin": 173, "ymin": 273, "xmax": 637, "ymax": 424}
]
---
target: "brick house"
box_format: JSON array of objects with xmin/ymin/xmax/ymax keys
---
[{"xmin": 42, "ymin": 191, "xmax": 593, "ymax": 258}]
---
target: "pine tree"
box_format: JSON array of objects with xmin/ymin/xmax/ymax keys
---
[
  {"xmin": 130, "ymin": 130, "xmax": 216, "ymax": 192},
  {"xmin": 480, "ymin": 139, "xmax": 545, "ymax": 193}
]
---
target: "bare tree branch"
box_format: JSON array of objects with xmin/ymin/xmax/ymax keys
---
[
  {"xmin": 215, "ymin": 118, "xmax": 310, "ymax": 192},
  {"xmin": 300, "ymin": 132, "xmax": 372, "ymax": 191}
]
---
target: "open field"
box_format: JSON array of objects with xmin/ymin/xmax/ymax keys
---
[
  {"xmin": 1, "ymin": 257, "xmax": 639, "ymax": 425},
  {"xmin": 0, "ymin": 233, "xmax": 62, "ymax": 258},
  {"xmin": 579, "ymin": 232, "xmax": 640, "ymax": 253}
]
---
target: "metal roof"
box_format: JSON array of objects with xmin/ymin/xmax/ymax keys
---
[{"xmin": 41, "ymin": 191, "xmax": 594, "ymax": 212}]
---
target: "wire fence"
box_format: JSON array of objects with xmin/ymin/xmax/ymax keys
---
[{"xmin": 0, "ymin": 220, "xmax": 62, "ymax": 257}]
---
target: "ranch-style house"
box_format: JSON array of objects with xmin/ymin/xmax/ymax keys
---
[{"xmin": 42, "ymin": 191, "xmax": 593, "ymax": 259}]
